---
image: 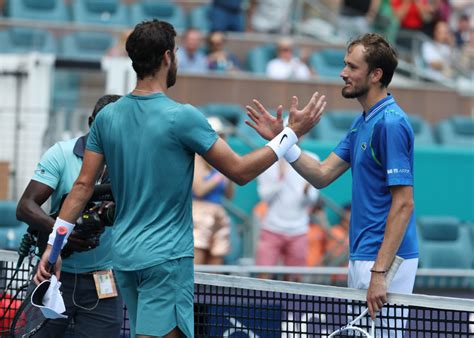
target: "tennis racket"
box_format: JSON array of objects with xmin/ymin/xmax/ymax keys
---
[
  {"xmin": 328, "ymin": 256, "xmax": 404, "ymax": 338},
  {"xmin": 9, "ymin": 226, "xmax": 68, "ymax": 338}
]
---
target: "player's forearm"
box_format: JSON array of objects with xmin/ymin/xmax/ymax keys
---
[
  {"xmin": 58, "ymin": 181, "xmax": 94, "ymax": 224},
  {"xmin": 373, "ymin": 197, "xmax": 414, "ymax": 271},
  {"xmin": 16, "ymin": 199, "xmax": 55, "ymax": 234},
  {"xmin": 291, "ymin": 153, "xmax": 330, "ymax": 189}
]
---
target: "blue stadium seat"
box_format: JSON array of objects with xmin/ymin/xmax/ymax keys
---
[
  {"xmin": 434, "ymin": 116, "xmax": 474, "ymax": 147},
  {"xmin": 309, "ymin": 48, "xmax": 345, "ymax": 78},
  {"xmin": 199, "ymin": 103, "xmax": 245, "ymax": 126},
  {"xmin": 6, "ymin": 0, "xmax": 69, "ymax": 22},
  {"xmin": 0, "ymin": 201, "xmax": 27, "ymax": 251},
  {"xmin": 408, "ymin": 114, "xmax": 435, "ymax": 145},
  {"xmin": 52, "ymin": 70, "xmax": 81, "ymax": 114},
  {"xmin": 0, "ymin": 27, "xmax": 56, "ymax": 53},
  {"xmin": 246, "ymin": 44, "xmax": 277, "ymax": 74},
  {"xmin": 59, "ymin": 31, "xmax": 114, "ymax": 62},
  {"xmin": 309, "ymin": 110, "xmax": 359, "ymax": 141},
  {"xmin": 71, "ymin": 0, "xmax": 128, "ymax": 26},
  {"xmin": 129, "ymin": 1, "xmax": 186, "ymax": 30},
  {"xmin": 187, "ymin": 4, "xmax": 210, "ymax": 33},
  {"xmin": 417, "ymin": 216, "xmax": 472, "ymax": 269}
]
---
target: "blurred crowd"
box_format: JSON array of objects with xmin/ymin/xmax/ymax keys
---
[{"xmin": 105, "ymin": 0, "xmax": 472, "ymax": 83}]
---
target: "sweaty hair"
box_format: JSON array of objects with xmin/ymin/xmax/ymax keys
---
[
  {"xmin": 89, "ymin": 94, "xmax": 122, "ymax": 126},
  {"xmin": 126, "ymin": 20, "xmax": 177, "ymax": 80},
  {"xmin": 347, "ymin": 33, "xmax": 398, "ymax": 88}
]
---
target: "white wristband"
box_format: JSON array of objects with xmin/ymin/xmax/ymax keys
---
[
  {"xmin": 48, "ymin": 217, "xmax": 75, "ymax": 248},
  {"xmin": 284, "ymin": 145, "xmax": 302, "ymax": 163},
  {"xmin": 265, "ymin": 127, "xmax": 298, "ymax": 160}
]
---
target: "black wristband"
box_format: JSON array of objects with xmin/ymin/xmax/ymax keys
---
[{"xmin": 370, "ymin": 269, "xmax": 386, "ymax": 274}]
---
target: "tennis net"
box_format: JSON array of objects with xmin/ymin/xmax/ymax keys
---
[{"xmin": 1, "ymin": 250, "xmax": 473, "ymax": 337}]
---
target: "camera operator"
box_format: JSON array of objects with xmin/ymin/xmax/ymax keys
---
[{"xmin": 16, "ymin": 95, "xmax": 123, "ymax": 337}]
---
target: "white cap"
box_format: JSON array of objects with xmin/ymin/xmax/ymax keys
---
[{"xmin": 208, "ymin": 116, "xmax": 232, "ymax": 135}]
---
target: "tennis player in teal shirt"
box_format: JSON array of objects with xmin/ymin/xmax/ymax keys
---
[{"xmin": 34, "ymin": 20, "xmax": 327, "ymax": 338}]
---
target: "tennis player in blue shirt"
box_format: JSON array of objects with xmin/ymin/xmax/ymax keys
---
[
  {"xmin": 34, "ymin": 20, "xmax": 327, "ymax": 338},
  {"xmin": 246, "ymin": 33, "xmax": 419, "ymax": 323}
]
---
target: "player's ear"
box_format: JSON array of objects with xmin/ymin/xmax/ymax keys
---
[{"xmin": 371, "ymin": 68, "xmax": 383, "ymax": 84}]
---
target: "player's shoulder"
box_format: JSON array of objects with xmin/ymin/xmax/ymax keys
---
[{"xmin": 53, "ymin": 137, "xmax": 79, "ymax": 154}]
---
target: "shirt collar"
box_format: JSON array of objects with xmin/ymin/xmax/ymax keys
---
[
  {"xmin": 364, "ymin": 94, "xmax": 395, "ymax": 122},
  {"xmin": 73, "ymin": 134, "xmax": 88, "ymax": 159}
]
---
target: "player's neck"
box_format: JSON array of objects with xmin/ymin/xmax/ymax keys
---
[
  {"xmin": 132, "ymin": 76, "xmax": 166, "ymax": 96},
  {"xmin": 358, "ymin": 87, "xmax": 388, "ymax": 114}
]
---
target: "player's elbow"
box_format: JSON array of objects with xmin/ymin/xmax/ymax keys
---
[{"xmin": 16, "ymin": 200, "xmax": 28, "ymax": 222}]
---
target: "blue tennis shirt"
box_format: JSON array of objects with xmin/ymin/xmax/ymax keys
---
[{"xmin": 333, "ymin": 94, "xmax": 419, "ymax": 261}]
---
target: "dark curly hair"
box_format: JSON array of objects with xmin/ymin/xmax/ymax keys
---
[
  {"xmin": 347, "ymin": 33, "xmax": 398, "ymax": 88},
  {"xmin": 126, "ymin": 20, "xmax": 177, "ymax": 80},
  {"xmin": 89, "ymin": 94, "xmax": 122, "ymax": 127}
]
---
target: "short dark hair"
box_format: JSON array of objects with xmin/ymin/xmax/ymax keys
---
[
  {"xmin": 347, "ymin": 33, "xmax": 398, "ymax": 88},
  {"xmin": 89, "ymin": 94, "xmax": 121, "ymax": 126},
  {"xmin": 126, "ymin": 20, "xmax": 177, "ymax": 80}
]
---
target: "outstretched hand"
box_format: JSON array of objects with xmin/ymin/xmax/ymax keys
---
[
  {"xmin": 245, "ymin": 100, "xmax": 285, "ymax": 140},
  {"xmin": 245, "ymin": 92, "xmax": 326, "ymax": 141},
  {"xmin": 287, "ymin": 92, "xmax": 326, "ymax": 138}
]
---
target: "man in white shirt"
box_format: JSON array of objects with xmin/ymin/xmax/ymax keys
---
[
  {"xmin": 421, "ymin": 21, "xmax": 455, "ymax": 79},
  {"xmin": 255, "ymin": 150, "xmax": 319, "ymax": 281},
  {"xmin": 266, "ymin": 38, "xmax": 312, "ymax": 80}
]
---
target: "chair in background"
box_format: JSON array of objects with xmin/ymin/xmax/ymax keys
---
[
  {"xmin": 129, "ymin": 0, "xmax": 186, "ymax": 30},
  {"xmin": 408, "ymin": 114, "xmax": 435, "ymax": 145},
  {"xmin": 0, "ymin": 201, "xmax": 27, "ymax": 251},
  {"xmin": 309, "ymin": 110, "xmax": 359, "ymax": 141},
  {"xmin": 308, "ymin": 48, "xmax": 345, "ymax": 78},
  {"xmin": 187, "ymin": 4, "xmax": 210, "ymax": 33},
  {"xmin": 246, "ymin": 44, "xmax": 277, "ymax": 75},
  {"xmin": 59, "ymin": 31, "xmax": 114, "ymax": 62},
  {"xmin": 0, "ymin": 27, "xmax": 57, "ymax": 54},
  {"xmin": 434, "ymin": 115, "xmax": 474, "ymax": 147},
  {"xmin": 71, "ymin": 0, "xmax": 128, "ymax": 26},
  {"xmin": 416, "ymin": 216, "xmax": 472, "ymax": 288},
  {"xmin": 6, "ymin": 0, "xmax": 69, "ymax": 22}
]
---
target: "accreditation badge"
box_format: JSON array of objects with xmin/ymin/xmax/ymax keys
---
[{"xmin": 92, "ymin": 270, "xmax": 118, "ymax": 299}]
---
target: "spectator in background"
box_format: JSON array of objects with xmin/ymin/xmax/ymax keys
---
[
  {"xmin": 421, "ymin": 20, "xmax": 455, "ymax": 78},
  {"xmin": 207, "ymin": 31, "xmax": 242, "ymax": 72},
  {"xmin": 107, "ymin": 29, "xmax": 132, "ymax": 57},
  {"xmin": 307, "ymin": 199, "xmax": 329, "ymax": 267},
  {"xmin": 192, "ymin": 117, "xmax": 234, "ymax": 265},
  {"xmin": 423, "ymin": 0, "xmax": 452, "ymax": 38},
  {"xmin": 338, "ymin": 0, "xmax": 381, "ymax": 39},
  {"xmin": 373, "ymin": 0, "xmax": 400, "ymax": 44},
  {"xmin": 266, "ymin": 37, "xmax": 312, "ymax": 80},
  {"xmin": 455, "ymin": 13, "xmax": 471, "ymax": 48},
  {"xmin": 247, "ymin": 0, "xmax": 293, "ymax": 34},
  {"xmin": 255, "ymin": 139, "xmax": 320, "ymax": 282},
  {"xmin": 177, "ymin": 28, "xmax": 208, "ymax": 74},
  {"xmin": 391, "ymin": 0, "xmax": 434, "ymax": 31},
  {"xmin": 460, "ymin": 28, "xmax": 474, "ymax": 75},
  {"xmin": 210, "ymin": 0, "xmax": 245, "ymax": 32},
  {"xmin": 326, "ymin": 203, "xmax": 351, "ymax": 267}
]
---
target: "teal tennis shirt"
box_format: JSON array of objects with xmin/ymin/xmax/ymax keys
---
[
  {"xmin": 87, "ymin": 93, "xmax": 218, "ymax": 271},
  {"xmin": 32, "ymin": 137, "xmax": 114, "ymax": 273}
]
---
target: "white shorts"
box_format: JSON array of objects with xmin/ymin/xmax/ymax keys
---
[
  {"xmin": 348, "ymin": 258, "xmax": 418, "ymax": 338},
  {"xmin": 348, "ymin": 258, "xmax": 418, "ymax": 293}
]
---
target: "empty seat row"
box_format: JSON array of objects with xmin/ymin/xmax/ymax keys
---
[
  {"xmin": 5, "ymin": 0, "xmax": 189, "ymax": 30},
  {"xmin": 0, "ymin": 28, "xmax": 115, "ymax": 61}
]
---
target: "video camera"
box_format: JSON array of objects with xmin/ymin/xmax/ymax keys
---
[{"xmin": 26, "ymin": 184, "xmax": 115, "ymax": 258}]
